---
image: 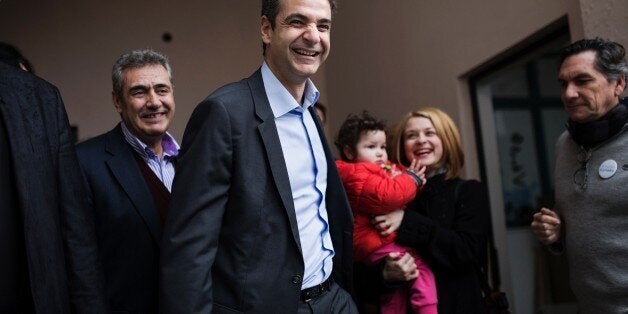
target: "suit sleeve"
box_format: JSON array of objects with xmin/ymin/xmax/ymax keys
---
[
  {"xmin": 160, "ymin": 99, "xmax": 232, "ymax": 314},
  {"xmin": 52, "ymin": 84, "xmax": 108, "ymax": 313},
  {"xmin": 396, "ymin": 180, "xmax": 489, "ymax": 273}
]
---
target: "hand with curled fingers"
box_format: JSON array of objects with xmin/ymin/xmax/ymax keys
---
[
  {"xmin": 372, "ymin": 209, "xmax": 405, "ymax": 236},
  {"xmin": 531, "ymin": 207, "xmax": 561, "ymax": 245},
  {"xmin": 407, "ymin": 158, "xmax": 427, "ymax": 185},
  {"xmin": 382, "ymin": 252, "xmax": 419, "ymax": 283}
]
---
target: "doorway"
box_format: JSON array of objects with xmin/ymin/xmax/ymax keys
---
[{"xmin": 468, "ymin": 18, "xmax": 577, "ymax": 314}]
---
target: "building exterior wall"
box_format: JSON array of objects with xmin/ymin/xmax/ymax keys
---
[
  {"xmin": 0, "ymin": 0, "xmax": 264, "ymax": 142},
  {"xmin": 577, "ymin": 0, "xmax": 628, "ymax": 46}
]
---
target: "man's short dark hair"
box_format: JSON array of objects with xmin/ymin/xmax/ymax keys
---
[
  {"xmin": 112, "ymin": 49, "xmax": 172, "ymax": 98},
  {"xmin": 0, "ymin": 42, "xmax": 34, "ymax": 73},
  {"xmin": 559, "ymin": 38, "xmax": 628, "ymax": 82},
  {"xmin": 334, "ymin": 111, "xmax": 386, "ymax": 161},
  {"xmin": 261, "ymin": 0, "xmax": 338, "ymax": 54}
]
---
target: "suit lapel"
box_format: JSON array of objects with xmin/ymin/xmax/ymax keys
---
[
  {"xmin": 105, "ymin": 125, "xmax": 162, "ymax": 244},
  {"xmin": 248, "ymin": 70, "xmax": 302, "ymax": 252}
]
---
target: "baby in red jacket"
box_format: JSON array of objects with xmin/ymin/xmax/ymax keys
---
[{"xmin": 335, "ymin": 111, "xmax": 437, "ymax": 314}]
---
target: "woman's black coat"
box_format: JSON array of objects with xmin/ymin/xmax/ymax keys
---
[{"xmin": 395, "ymin": 173, "xmax": 490, "ymax": 313}]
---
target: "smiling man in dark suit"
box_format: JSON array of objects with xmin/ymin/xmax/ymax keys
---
[
  {"xmin": 0, "ymin": 44, "xmax": 107, "ymax": 313},
  {"xmin": 159, "ymin": 0, "xmax": 356, "ymax": 313},
  {"xmin": 76, "ymin": 49, "xmax": 178, "ymax": 313}
]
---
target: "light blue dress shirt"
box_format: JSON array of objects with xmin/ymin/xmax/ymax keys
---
[
  {"xmin": 261, "ymin": 63, "xmax": 334, "ymax": 289},
  {"xmin": 121, "ymin": 122, "xmax": 179, "ymax": 191}
]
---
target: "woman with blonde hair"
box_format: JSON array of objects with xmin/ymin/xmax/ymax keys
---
[{"xmin": 368, "ymin": 107, "xmax": 491, "ymax": 313}]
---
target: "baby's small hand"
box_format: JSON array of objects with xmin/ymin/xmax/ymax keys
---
[
  {"xmin": 389, "ymin": 163, "xmax": 403, "ymax": 177},
  {"xmin": 407, "ymin": 159, "xmax": 427, "ymax": 185}
]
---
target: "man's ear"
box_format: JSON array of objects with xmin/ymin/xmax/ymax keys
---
[
  {"xmin": 261, "ymin": 16, "xmax": 272, "ymax": 45},
  {"xmin": 112, "ymin": 92, "xmax": 123, "ymax": 113},
  {"xmin": 616, "ymin": 75, "xmax": 626, "ymax": 96},
  {"xmin": 343, "ymin": 146, "xmax": 355, "ymax": 161}
]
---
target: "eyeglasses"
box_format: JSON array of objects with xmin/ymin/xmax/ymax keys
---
[{"xmin": 573, "ymin": 148, "xmax": 591, "ymax": 190}]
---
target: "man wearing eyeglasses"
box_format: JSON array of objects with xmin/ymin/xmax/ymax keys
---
[{"xmin": 531, "ymin": 38, "xmax": 627, "ymax": 313}]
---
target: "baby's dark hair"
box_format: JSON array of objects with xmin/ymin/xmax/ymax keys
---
[{"xmin": 335, "ymin": 111, "xmax": 386, "ymax": 161}]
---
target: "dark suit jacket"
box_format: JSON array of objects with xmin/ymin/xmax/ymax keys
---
[
  {"xmin": 76, "ymin": 123, "xmax": 162, "ymax": 313},
  {"xmin": 0, "ymin": 62, "xmax": 107, "ymax": 313},
  {"xmin": 160, "ymin": 69, "xmax": 354, "ymax": 313}
]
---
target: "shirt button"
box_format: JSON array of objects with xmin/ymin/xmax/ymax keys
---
[{"xmin": 292, "ymin": 275, "xmax": 302, "ymax": 284}]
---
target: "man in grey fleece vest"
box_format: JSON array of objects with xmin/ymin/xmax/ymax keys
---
[{"xmin": 531, "ymin": 38, "xmax": 627, "ymax": 313}]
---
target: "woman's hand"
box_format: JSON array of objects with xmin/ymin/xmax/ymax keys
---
[
  {"xmin": 382, "ymin": 252, "xmax": 419, "ymax": 283},
  {"xmin": 372, "ymin": 209, "xmax": 405, "ymax": 236}
]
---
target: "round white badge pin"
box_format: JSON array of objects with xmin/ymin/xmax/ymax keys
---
[{"xmin": 598, "ymin": 159, "xmax": 618, "ymax": 179}]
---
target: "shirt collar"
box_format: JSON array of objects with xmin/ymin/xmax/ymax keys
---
[
  {"xmin": 120, "ymin": 122, "xmax": 179, "ymax": 159},
  {"xmin": 261, "ymin": 62, "xmax": 320, "ymax": 118}
]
